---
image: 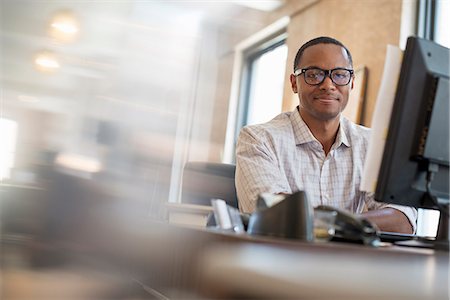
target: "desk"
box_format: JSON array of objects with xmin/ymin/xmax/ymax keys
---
[
  {"xmin": 198, "ymin": 235, "xmax": 448, "ymax": 299},
  {"xmin": 2, "ymin": 218, "xmax": 448, "ymax": 299},
  {"xmin": 156, "ymin": 225, "xmax": 448, "ymax": 300},
  {"xmin": 97, "ymin": 220, "xmax": 448, "ymax": 299}
]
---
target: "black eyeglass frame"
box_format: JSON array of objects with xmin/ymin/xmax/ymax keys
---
[{"xmin": 294, "ymin": 67, "xmax": 354, "ymax": 86}]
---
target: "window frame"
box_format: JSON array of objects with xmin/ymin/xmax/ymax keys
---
[
  {"xmin": 416, "ymin": 0, "xmax": 436, "ymax": 40},
  {"xmin": 416, "ymin": 0, "xmax": 448, "ymax": 44}
]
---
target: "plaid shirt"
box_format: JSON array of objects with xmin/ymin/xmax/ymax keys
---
[{"xmin": 235, "ymin": 108, "xmax": 417, "ymax": 231}]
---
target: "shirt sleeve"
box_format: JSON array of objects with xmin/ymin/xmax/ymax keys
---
[
  {"xmin": 235, "ymin": 126, "xmax": 291, "ymax": 213},
  {"xmin": 364, "ymin": 192, "xmax": 418, "ymax": 233}
]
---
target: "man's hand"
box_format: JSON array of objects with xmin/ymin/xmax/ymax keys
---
[{"xmin": 361, "ymin": 208, "xmax": 413, "ymax": 234}]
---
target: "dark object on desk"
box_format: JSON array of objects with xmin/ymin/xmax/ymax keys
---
[
  {"xmin": 316, "ymin": 205, "xmax": 380, "ymax": 246},
  {"xmin": 378, "ymin": 231, "xmax": 415, "ymax": 242},
  {"xmin": 373, "ymin": 231, "xmax": 448, "ymax": 251},
  {"xmin": 394, "ymin": 238, "xmax": 449, "ymax": 251},
  {"xmin": 181, "ymin": 162, "xmax": 238, "ymax": 209},
  {"xmin": 379, "ymin": 231, "xmax": 449, "ymax": 251},
  {"xmin": 247, "ymin": 191, "xmax": 314, "ymax": 241}
]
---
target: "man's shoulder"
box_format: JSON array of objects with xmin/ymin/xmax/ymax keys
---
[
  {"xmin": 241, "ymin": 111, "xmax": 294, "ymax": 136},
  {"xmin": 342, "ymin": 117, "xmax": 371, "ymax": 140}
]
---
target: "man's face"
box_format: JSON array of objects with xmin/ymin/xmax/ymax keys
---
[{"xmin": 290, "ymin": 43, "xmax": 354, "ymax": 122}]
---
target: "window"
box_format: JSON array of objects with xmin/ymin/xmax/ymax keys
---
[
  {"xmin": 434, "ymin": 0, "xmax": 450, "ymax": 47},
  {"xmin": 0, "ymin": 118, "xmax": 18, "ymax": 180},
  {"xmin": 223, "ymin": 17, "xmax": 289, "ymax": 163},
  {"xmin": 417, "ymin": 0, "xmax": 449, "ymax": 47},
  {"xmin": 229, "ymin": 33, "xmax": 288, "ymax": 163},
  {"xmin": 241, "ymin": 38, "xmax": 287, "ymax": 127}
]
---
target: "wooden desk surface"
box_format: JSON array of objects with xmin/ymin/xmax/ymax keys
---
[
  {"xmin": 2, "ymin": 220, "xmax": 448, "ymax": 299},
  {"xmin": 198, "ymin": 237, "xmax": 448, "ymax": 299},
  {"xmin": 171, "ymin": 226, "xmax": 449, "ymax": 299}
]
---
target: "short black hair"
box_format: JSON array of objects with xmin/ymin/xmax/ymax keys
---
[{"xmin": 293, "ymin": 36, "xmax": 353, "ymax": 71}]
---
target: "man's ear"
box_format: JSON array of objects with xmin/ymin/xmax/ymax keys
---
[
  {"xmin": 350, "ymin": 75, "xmax": 355, "ymax": 90},
  {"xmin": 290, "ymin": 74, "xmax": 298, "ymax": 93}
]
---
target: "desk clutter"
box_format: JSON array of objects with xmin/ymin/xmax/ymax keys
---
[
  {"xmin": 206, "ymin": 191, "xmax": 381, "ymax": 246},
  {"xmin": 169, "ymin": 191, "xmax": 448, "ymax": 250}
]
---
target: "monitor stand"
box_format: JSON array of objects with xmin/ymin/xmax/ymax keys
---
[{"xmin": 395, "ymin": 204, "xmax": 449, "ymax": 251}]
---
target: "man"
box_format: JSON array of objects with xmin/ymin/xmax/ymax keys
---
[{"xmin": 235, "ymin": 36, "xmax": 416, "ymax": 234}]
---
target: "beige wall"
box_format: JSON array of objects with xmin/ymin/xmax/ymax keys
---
[{"xmin": 209, "ymin": 0, "xmax": 404, "ymax": 161}]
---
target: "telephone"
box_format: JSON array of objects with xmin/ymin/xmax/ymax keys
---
[{"xmin": 315, "ymin": 205, "xmax": 380, "ymax": 246}]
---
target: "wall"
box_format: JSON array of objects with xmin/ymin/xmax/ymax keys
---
[{"xmin": 209, "ymin": 0, "xmax": 404, "ymax": 161}]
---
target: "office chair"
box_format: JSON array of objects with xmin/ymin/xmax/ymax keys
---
[{"xmin": 181, "ymin": 161, "xmax": 239, "ymax": 209}]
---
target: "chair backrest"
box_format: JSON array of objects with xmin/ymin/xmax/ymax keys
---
[{"xmin": 181, "ymin": 161, "xmax": 238, "ymax": 208}]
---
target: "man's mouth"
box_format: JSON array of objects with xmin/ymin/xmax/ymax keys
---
[{"xmin": 314, "ymin": 95, "xmax": 339, "ymax": 101}]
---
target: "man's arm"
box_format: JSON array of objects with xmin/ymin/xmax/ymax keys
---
[
  {"xmin": 361, "ymin": 208, "xmax": 413, "ymax": 234},
  {"xmin": 235, "ymin": 127, "xmax": 291, "ymax": 213},
  {"xmin": 361, "ymin": 192, "xmax": 417, "ymax": 234}
]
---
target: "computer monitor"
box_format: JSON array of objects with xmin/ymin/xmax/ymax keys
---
[{"xmin": 375, "ymin": 36, "xmax": 449, "ymax": 247}]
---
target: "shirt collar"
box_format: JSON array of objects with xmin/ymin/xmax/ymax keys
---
[
  {"xmin": 290, "ymin": 107, "xmax": 318, "ymax": 145},
  {"xmin": 290, "ymin": 107, "xmax": 351, "ymax": 148},
  {"xmin": 335, "ymin": 116, "xmax": 351, "ymax": 148}
]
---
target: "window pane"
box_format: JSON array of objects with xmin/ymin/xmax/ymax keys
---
[
  {"xmin": 0, "ymin": 118, "xmax": 18, "ymax": 179},
  {"xmin": 246, "ymin": 43, "xmax": 288, "ymax": 125},
  {"xmin": 435, "ymin": 0, "xmax": 450, "ymax": 47}
]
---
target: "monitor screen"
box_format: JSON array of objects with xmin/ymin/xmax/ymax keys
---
[{"xmin": 375, "ymin": 37, "xmax": 449, "ymax": 210}]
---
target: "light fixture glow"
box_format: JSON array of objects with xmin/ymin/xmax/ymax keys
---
[
  {"xmin": 34, "ymin": 51, "xmax": 60, "ymax": 72},
  {"xmin": 49, "ymin": 10, "xmax": 79, "ymax": 42},
  {"xmin": 51, "ymin": 22, "xmax": 78, "ymax": 34},
  {"xmin": 35, "ymin": 57, "xmax": 60, "ymax": 69}
]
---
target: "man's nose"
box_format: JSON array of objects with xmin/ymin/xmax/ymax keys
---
[{"xmin": 319, "ymin": 75, "xmax": 336, "ymax": 90}]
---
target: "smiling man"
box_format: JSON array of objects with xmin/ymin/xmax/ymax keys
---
[{"xmin": 235, "ymin": 36, "xmax": 416, "ymax": 234}]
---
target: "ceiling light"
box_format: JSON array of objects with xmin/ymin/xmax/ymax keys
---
[
  {"xmin": 49, "ymin": 10, "xmax": 79, "ymax": 42},
  {"xmin": 34, "ymin": 51, "xmax": 60, "ymax": 72},
  {"xmin": 35, "ymin": 57, "xmax": 60, "ymax": 69},
  {"xmin": 51, "ymin": 22, "xmax": 78, "ymax": 34}
]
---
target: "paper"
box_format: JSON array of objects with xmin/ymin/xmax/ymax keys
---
[
  {"xmin": 211, "ymin": 199, "xmax": 232, "ymax": 229},
  {"xmin": 360, "ymin": 45, "xmax": 403, "ymax": 192}
]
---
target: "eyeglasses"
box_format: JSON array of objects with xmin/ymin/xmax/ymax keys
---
[{"xmin": 294, "ymin": 67, "xmax": 354, "ymax": 86}]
